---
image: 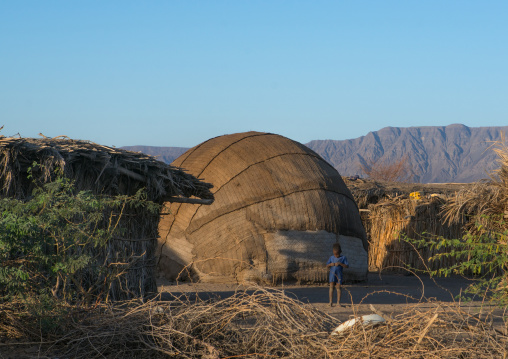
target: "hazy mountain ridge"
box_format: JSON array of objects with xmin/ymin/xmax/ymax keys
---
[
  {"xmin": 121, "ymin": 146, "xmax": 189, "ymax": 165},
  {"xmin": 122, "ymin": 125, "xmax": 508, "ymax": 183},
  {"xmin": 306, "ymin": 124, "xmax": 508, "ymax": 183}
]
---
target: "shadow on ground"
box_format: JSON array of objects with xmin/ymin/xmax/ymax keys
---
[{"xmin": 158, "ymin": 272, "xmax": 475, "ymax": 305}]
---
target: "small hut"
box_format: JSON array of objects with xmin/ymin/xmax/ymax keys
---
[
  {"xmin": 345, "ymin": 178, "xmax": 469, "ymax": 272},
  {"xmin": 157, "ymin": 132, "xmax": 368, "ymax": 284},
  {"xmin": 0, "ymin": 135, "xmax": 213, "ymax": 299}
]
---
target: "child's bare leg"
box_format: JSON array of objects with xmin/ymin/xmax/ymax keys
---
[
  {"xmin": 329, "ymin": 283, "xmax": 335, "ymax": 306},
  {"xmin": 336, "ymin": 284, "xmax": 342, "ymax": 305}
]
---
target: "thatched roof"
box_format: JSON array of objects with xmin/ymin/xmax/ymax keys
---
[
  {"xmin": 157, "ymin": 131, "xmax": 367, "ymax": 284},
  {"xmin": 0, "ymin": 136, "xmax": 213, "ymax": 203}
]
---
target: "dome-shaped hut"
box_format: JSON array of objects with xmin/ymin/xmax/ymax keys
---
[{"xmin": 157, "ymin": 132, "xmax": 368, "ymax": 284}]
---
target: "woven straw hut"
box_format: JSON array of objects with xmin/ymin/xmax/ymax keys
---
[
  {"xmin": 0, "ymin": 135, "xmax": 213, "ymax": 299},
  {"xmin": 157, "ymin": 132, "xmax": 368, "ymax": 284},
  {"xmin": 345, "ymin": 179, "xmax": 469, "ymax": 273}
]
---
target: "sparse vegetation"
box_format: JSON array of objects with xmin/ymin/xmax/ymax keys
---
[
  {"xmin": 360, "ymin": 156, "xmax": 414, "ymax": 182},
  {"xmin": 407, "ymin": 218, "xmax": 508, "ymax": 305}
]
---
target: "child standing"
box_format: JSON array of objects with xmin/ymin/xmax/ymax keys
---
[{"xmin": 326, "ymin": 243, "xmax": 349, "ymax": 307}]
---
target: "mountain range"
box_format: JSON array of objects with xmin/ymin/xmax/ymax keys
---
[
  {"xmin": 122, "ymin": 124, "xmax": 508, "ymax": 183},
  {"xmin": 120, "ymin": 146, "xmax": 188, "ymax": 165}
]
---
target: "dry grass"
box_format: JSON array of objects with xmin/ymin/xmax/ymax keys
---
[
  {"xmin": 1, "ymin": 286, "xmax": 507, "ymax": 358},
  {"xmin": 442, "ymin": 138, "xmax": 508, "ymax": 235}
]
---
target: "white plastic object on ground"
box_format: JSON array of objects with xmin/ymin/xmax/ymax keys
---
[{"xmin": 331, "ymin": 314, "xmax": 386, "ymax": 336}]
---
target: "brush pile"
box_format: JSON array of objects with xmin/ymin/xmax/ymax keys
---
[
  {"xmin": 1, "ymin": 287, "xmax": 506, "ymax": 358},
  {"xmin": 344, "ymin": 178, "xmax": 467, "ymax": 210}
]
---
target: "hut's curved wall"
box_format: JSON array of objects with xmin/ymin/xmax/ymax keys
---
[{"xmin": 157, "ymin": 132, "xmax": 368, "ymax": 283}]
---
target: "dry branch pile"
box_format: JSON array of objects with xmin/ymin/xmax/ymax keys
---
[
  {"xmin": 332, "ymin": 301, "xmax": 507, "ymax": 358},
  {"xmin": 345, "ymin": 178, "xmax": 468, "ymax": 209},
  {"xmin": 1, "ymin": 287, "xmax": 506, "ymax": 358}
]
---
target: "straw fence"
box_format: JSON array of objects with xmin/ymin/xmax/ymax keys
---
[
  {"xmin": 367, "ymin": 197, "xmax": 464, "ymax": 272},
  {"xmin": 346, "ymin": 179, "xmax": 469, "ymax": 273}
]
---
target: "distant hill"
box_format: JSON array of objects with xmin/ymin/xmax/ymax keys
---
[
  {"xmin": 121, "ymin": 146, "xmax": 188, "ymax": 164},
  {"xmin": 122, "ymin": 124, "xmax": 508, "ymax": 183}
]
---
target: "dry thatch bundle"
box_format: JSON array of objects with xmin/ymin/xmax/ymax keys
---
[
  {"xmin": 0, "ymin": 135, "xmax": 213, "ymax": 299},
  {"xmin": 1, "ymin": 286, "xmax": 506, "ymax": 358},
  {"xmin": 157, "ymin": 132, "xmax": 368, "ymax": 285},
  {"xmin": 368, "ymin": 197, "xmax": 464, "ymax": 272},
  {"xmin": 442, "ymin": 139, "xmax": 508, "ymax": 235},
  {"xmin": 0, "ymin": 135, "xmax": 213, "ymax": 201}
]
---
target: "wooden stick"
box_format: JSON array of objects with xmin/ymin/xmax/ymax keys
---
[
  {"xmin": 412, "ymin": 312, "xmax": 439, "ymax": 351},
  {"xmin": 116, "ymin": 166, "xmax": 147, "ymax": 182}
]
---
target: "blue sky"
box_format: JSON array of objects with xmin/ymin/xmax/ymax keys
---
[{"xmin": 1, "ymin": 1, "xmax": 507, "ymax": 147}]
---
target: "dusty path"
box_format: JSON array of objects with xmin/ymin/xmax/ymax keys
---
[{"xmin": 158, "ymin": 273, "xmax": 506, "ymax": 328}]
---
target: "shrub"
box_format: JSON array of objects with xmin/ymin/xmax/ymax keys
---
[
  {"xmin": 359, "ymin": 156, "xmax": 414, "ymax": 182},
  {"xmin": 405, "ymin": 216, "xmax": 508, "ymax": 306},
  {"xmin": 0, "ymin": 164, "xmax": 160, "ymax": 305}
]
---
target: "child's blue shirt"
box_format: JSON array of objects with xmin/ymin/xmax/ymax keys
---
[{"xmin": 327, "ymin": 255, "xmax": 348, "ymax": 283}]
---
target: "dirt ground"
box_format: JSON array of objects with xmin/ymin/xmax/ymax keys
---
[{"xmin": 157, "ymin": 272, "xmax": 507, "ymax": 330}]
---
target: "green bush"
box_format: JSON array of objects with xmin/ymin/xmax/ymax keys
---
[
  {"xmin": 406, "ymin": 216, "xmax": 508, "ymax": 306},
  {"xmin": 0, "ymin": 164, "xmax": 160, "ymax": 305}
]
